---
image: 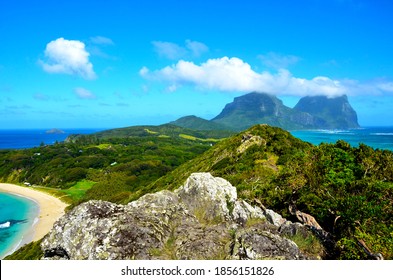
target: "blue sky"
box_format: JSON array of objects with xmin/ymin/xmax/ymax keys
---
[{"xmin": 0, "ymin": 0, "xmax": 393, "ymax": 128}]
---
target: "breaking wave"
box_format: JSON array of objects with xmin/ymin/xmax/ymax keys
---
[{"xmin": 0, "ymin": 221, "xmax": 11, "ymax": 229}]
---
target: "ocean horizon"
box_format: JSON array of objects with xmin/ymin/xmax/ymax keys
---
[
  {"xmin": 0, "ymin": 126, "xmax": 392, "ymax": 151},
  {"xmin": 0, "ymin": 128, "xmax": 105, "ymax": 150},
  {"xmin": 290, "ymin": 126, "xmax": 393, "ymax": 151}
]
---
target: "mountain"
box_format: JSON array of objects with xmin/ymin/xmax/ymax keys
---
[
  {"xmin": 170, "ymin": 115, "xmax": 231, "ymax": 131},
  {"xmin": 211, "ymin": 92, "xmax": 302, "ymax": 131},
  {"xmin": 210, "ymin": 92, "xmax": 360, "ymax": 131},
  {"xmin": 294, "ymin": 95, "xmax": 360, "ymax": 129}
]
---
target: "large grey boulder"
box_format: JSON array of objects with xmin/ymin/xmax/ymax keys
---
[
  {"xmin": 41, "ymin": 172, "xmax": 318, "ymax": 260},
  {"xmin": 175, "ymin": 172, "xmax": 237, "ymax": 222}
]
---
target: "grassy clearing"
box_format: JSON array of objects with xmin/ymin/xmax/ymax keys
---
[
  {"xmin": 144, "ymin": 128, "xmax": 159, "ymax": 134},
  {"xmin": 15, "ymin": 180, "xmax": 95, "ymax": 205},
  {"xmin": 179, "ymin": 134, "xmax": 222, "ymax": 142},
  {"xmin": 91, "ymin": 143, "xmax": 113, "ymax": 150},
  {"xmin": 61, "ymin": 180, "xmax": 96, "ymax": 201}
]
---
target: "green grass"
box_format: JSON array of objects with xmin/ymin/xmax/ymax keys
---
[
  {"xmin": 285, "ymin": 232, "xmax": 324, "ymax": 258},
  {"xmin": 144, "ymin": 128, "xmax": 159, "ymax": 134},
  {"xmin": 4, "ymin": 239, "xmax": 44, "ymax": 260},
  {"xmin": 94, "ymin": 143, "xmax": 112, "ymax": 149},
  {"xmin": 11, "ymin": 181, "xmax": 95, "ymax": 205},
  {"xmin": 179, "ymin": 134, "xmax": 222, "ymax": 142},
  {"xmin": 61, "ymin": 180, "xmax": 96, "ymax": 201},
  {"xmin": 179, "ymin": 134, "xmax": 197, "ymax": 140}
]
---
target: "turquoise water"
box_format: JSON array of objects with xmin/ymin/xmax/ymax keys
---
[
  {"xmin": 0, "ymin": 192, "xmax": 39, "ymax": 259},
  {"xmin": 290, "ymin": 127, "xmax": 393, "ymax": 151}
]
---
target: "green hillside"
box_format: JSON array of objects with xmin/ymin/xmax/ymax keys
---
[
  {"xmin": 150, "ymin": 124, "xmax": 393, "ymax": 259},
  {"xmin": 170, "ymin": 115, "xmax": 233, "ymax": 131},
  {"xmin": 0, "ymin": 133, "xmax": 214, "ymax": 206},
  {"xmin": 67, "ymin": 123, "xmax": 233, "ymax": 143}
]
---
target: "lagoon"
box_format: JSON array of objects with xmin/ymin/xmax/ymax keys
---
[{"xmin": 0, "ymin": 192, "xmax": 38, "ymax": 259}]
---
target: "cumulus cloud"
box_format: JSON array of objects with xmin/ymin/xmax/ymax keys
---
[
  {"xmin": 258, "ymin": 52, "xmax": 301, "ymax": 69},
  {"xmin": 140, "ymin": 56, "xmax": 348, "ymax": 97},
  {"xmin": 152, "ymin": 40, "xmax": 209, "ymax": 60},
  {"xmin": 74, "ymin": 87, "xmax": 96, "ymax": 99},
  {"xmin": 40, "ymin": 38, "xmax": 96, "ymax": 80}
]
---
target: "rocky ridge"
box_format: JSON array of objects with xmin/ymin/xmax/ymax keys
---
[
  {"xmin": 212, "ymin": 92, "xmax": 359, "ymax": 130},
  {"xmin": 41, "ymin": 173, "xmax": 322, "ymax": 260}
]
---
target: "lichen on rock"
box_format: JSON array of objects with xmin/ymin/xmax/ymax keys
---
[{"xmin": 41, "ymin": 172, "xmax": 321, "ymax": 260}]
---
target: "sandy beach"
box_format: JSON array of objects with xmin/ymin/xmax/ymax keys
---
[{"xmin": 0, "ymin": 183, "xmax": 68, "ymax": 242}]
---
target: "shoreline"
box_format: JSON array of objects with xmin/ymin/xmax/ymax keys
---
[{"xmin": 0, "ymin": 183, "xmax": 68, "ymax": 256}]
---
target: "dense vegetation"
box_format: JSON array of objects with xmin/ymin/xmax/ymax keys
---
[
  {"xmin": 150, "ymin": 125, "xmax": 393, "ymax": 259},
  {"xmin": 82, "ymin": 123, "xmax": 234, "ymax": 141},
  {"xmin": 0, "ymin": 125, "xmax": 223, "ymax": 206},
  {"xmin": 3, "ymin": 240, "xmax": 43, "ymax": 260},
  {"xmin": 170, "ymin": 115, "xmax": 233, "ymax": 131},
  {"xmin": 1, "ymin": 124, "xmax": 392, "ymax": 259}
]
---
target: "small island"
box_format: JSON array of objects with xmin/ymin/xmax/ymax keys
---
[{"xmin": 45, "ymin": 128, "xmax": 65, "ymax": 134}]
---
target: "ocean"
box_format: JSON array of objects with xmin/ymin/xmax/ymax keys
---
[
  {"xmin": 0, "ymin": 127, "xmax": 392, "ymax": 151},
  {"xmin": 0, "ymin": 192, "xmax": 39, "ymax": 259},
  {"xmin": 0, "ymin": 128, "xmax": 104, "ymax": 150},
  {"xmin": 0, "ymin": 128, "xmax": 102, "ymax": 258},
  {"xmin": 290, "ymin": 127, "xmax": 393, "ymax": 151}
]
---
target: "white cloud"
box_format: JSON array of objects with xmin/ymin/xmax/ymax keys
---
[
  {"xmin": 90, "ymin": 36, "xmax": 114, "ymax": 45},
  {"xmin": 377, "ymin": 82, "xmax": 393, "ymax": 92},
  {"xmin": 152, "ymin": 40, "xmax": 208, "ymax": 60},
  {"xmin": 40, "ymin": 38, "xmax": 96, "ymax": 80},
  {"xmin": 152, "ymin": 41, "xmax": 187, "ymax": 60},
  {"xmin": 185, "ymin": 40, "xmax": 209, "ymax": 57},
  {"xmin": 139, "ymin": 66, "xmax": 149, "ymax": 76},
  {"xmin": 74, "ymin": 87, "xmax": 96, "ymax": 99},
  {"xmin": 258, "ymin": 52, "xmax": 301, "ymax": 69},
  {"xmin": 141, "ymin": 56, "xmax": 347, "ymax": 97}
]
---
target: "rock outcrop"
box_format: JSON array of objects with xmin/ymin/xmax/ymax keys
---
[{"xmin": 41, "ymin": 173, "xmax": 321, "ymax": 260}]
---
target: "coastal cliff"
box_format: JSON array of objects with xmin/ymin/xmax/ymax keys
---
[{"xmin": 41, "ymin": 173, "xmax": 321, "ymax": 260}]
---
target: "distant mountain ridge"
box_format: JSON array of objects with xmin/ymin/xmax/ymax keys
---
[
  {"xmin": 171, "ymin": 92, "xmax": 360, "ymax": 131},
  {"xmin": 211, "ymin": 92, "xmax": 300, "ymax": 131}
]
